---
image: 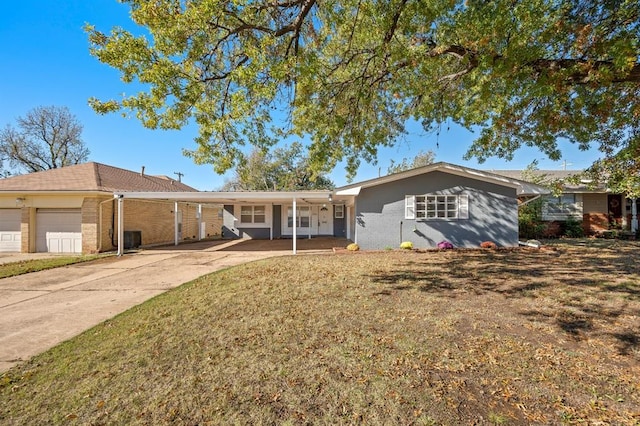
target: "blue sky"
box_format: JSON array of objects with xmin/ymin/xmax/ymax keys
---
[{"xmin": 0, "ymin": 1, "xmax": 602, "ymax": 190}]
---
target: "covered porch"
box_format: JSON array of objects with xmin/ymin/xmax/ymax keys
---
[{"xmin": 112, "ymin": 190, "xmax": 356, "ymax": 255}]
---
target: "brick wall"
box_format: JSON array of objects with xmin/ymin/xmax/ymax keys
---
[
  {"xmin": 82, "ymin": 197, "xmax": 102, "ymax": 253},
  {"xmin": 96, "ymin": 199, "xmax": 222, "ymax": 252},
  {"xmin": 583, "ymin": 213, "xmax": 609, "ymax": 235},
  {"xmin": 20, "ymin": 207, "xmax": 34, "ymax": 253}
]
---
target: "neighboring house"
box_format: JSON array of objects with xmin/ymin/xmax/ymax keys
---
[
  {"xmin": 0, "ymin": 162, "xmax": 222, "ymax": 254},
  {"xmin": 493, "ymin": 170, "xmax": 639, "ymax": 236}
]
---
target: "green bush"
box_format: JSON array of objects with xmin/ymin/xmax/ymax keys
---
[
  {"xmin": 562, "ymin": 217, "xmax": 585, "ymax": 238},
  {"xmin": 518, "ymin": 198, "xmax": 546, "ymax": 239}
]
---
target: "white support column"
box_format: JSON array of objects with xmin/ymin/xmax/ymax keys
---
[
  {"xmin": 346, "ymin": 205, "xmax": 351, "ymax": 240},
  {"xmin": 174, "ymin": 201, "xmax": 179, "ymax": 246},
  {"xmin": 308, "ymin": 205, "xmax": 312, "ymax": 239},
  {"xmin": 292, "ymin": 198, "xmax": 297, "ymax": 255},
  {"xmin": 270, "ymin": 204, "xmax": 273, "ymax": 240},
  {"xmin": 197, "ymin": 204, "xmax": 202, "ymax": 241},
  {"xmin": 632, "ymin": 198, "xmax": 638, "ymax": 233},
  {"xmin": 117, "ymin": 195, "xmax": 124, "ymax": 256}
]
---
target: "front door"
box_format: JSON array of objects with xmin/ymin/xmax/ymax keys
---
[
  {"xmin": 608, "ymin": 194, "xmax": 622, "ymax": 228},
  {"xmin": 318, "ymin": 206, "xmax": 332, "ymax": 235}
]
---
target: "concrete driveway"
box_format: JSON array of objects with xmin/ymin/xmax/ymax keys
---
[{"xmin": 0, "ymin": 238, "xmax": 344, "ymax": 372}]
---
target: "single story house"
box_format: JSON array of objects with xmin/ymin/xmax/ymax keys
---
[
  {"xmin": 0, "ymin": 162, "xmax": 222, "ymax": 254},
  {"xmin": 334, "ymin": 162, "xmax": 548, "ymax": 249},
  {"xmin": 114, "ymin": 162, "xmax": 547, "ymax": 252},
  {"xmin": 493, "ymin": 170, "xmax": 639, "ymax": 236},
  {"xmin": 0, "ymin": 161, "xmax": 548, "ymax": 254}
]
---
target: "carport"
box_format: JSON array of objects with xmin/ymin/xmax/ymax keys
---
[{"xmin": 113, "ymin": 190, "xmax": 338, "ymax": 256}]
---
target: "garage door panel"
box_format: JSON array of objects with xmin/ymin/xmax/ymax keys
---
[
  {"xmin": 0, "ymin": 209, "xmax": 22, "ymax": 252},
  {"xmin": 36, "ymin": 209, "xmax": 82, "ymax": 254}
]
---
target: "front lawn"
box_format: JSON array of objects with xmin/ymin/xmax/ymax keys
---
[
  {"xmin": 0, "ymin": 254, "xmax": 109, "ymax": 279},
  {"xmin": 1, "ymin": 242, "xmax": 639, "ymax": 424}
]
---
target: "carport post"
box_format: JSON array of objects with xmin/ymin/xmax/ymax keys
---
[
  {"xmin": 292, "ymin": 197, "xmax": 297, "ymax": 255},
  {"xmin": 174, "ymin": 201, "xmax": 179, "ymax": 246},
  {"xmin": 116, "ymin": 195, "xmax": 124, "ymax": 256},
  {"xmin": 197, "ymin": 204, "xmax": 202, "ymax": 241}
]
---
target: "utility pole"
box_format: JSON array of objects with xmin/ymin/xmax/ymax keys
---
[{"xmin": 174, "ymin": 171, "xmax": 184, "ymax": 182}]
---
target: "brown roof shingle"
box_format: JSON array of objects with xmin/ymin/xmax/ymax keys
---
[{"xmin": 0, "ymin": 162, "xmax": 198, "ymax": 193}]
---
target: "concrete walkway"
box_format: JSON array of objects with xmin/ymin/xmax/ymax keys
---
[{"xmin": 0, "ymin": 238, "xmax": 343, "ymax": 372}]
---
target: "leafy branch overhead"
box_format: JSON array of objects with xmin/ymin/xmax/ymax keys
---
[{"xmin": 87, "ymin": 0, "xmax": 639, "ymax": 185}]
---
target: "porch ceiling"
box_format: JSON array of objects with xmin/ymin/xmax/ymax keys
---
[{"xmin": 112, "ymin": 190, "xmax": 348, "ymax": 205}]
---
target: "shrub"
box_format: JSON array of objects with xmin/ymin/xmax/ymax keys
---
[
  {"xmin": 346, "ymin": 243, "xmax": 359, "ymax": 251},
  {"xmin": 518, "ymin": 198, "xmax": 545, "ymax": 239},
  {"xmin": 561, "ymin": 217, "xmax": 585, "ymax": 238},
  {"xmin": 437, "ymin": 241, "xmax": 454, "ymax": 250},
  {"xmin": 400, "ymin": 241, "xmax": 413, "ymax": 250},
  {"xmin": 480, "ymin": 241, "xmax": 497, "ymax": 249}
]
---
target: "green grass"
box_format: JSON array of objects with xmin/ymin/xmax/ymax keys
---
[
  {"xmin": 0, "ymin": 254, "xmax": 110, "ymax": 279},
  {"xmin": 1, "ymin": 244, "xmax": 639, "ymax": 424}
]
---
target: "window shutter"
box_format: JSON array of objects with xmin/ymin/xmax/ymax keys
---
[
  {"xmin": 405, "ymin": 195, "xmax": 416, "ymax": 219},
  {"xmin": 458, "ymin": 195, "xmax": 469, "ymax": 219}
]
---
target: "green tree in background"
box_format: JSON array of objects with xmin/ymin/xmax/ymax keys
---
[
  {"xmin": 87, "ymin": 0, "xmax": 639, "ymax": 188},
  {"xmin": 220, "ymin": 142, "xmax": 334, "ymax": 191},
  {"xmin": 387, "ymin": 150, "xmax": 435, "ymax": 174},
  {"xmin": 0, "ymin": 106, "xmax": 89, "ymax": 175}
]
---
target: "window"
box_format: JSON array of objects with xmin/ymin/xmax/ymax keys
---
[
  {"xmin": 240, "ymin": 205, "xmax": 266, "ymax": 223},
  {"xmin": 542, "ymin": 194, "xmax": 580, "ymax": 220},
  {"xmin": 287, "ymin": 206, "xmax": 310, "ymax": 228},
  {"xmin": 405, "ymin": 194, "xmax": 468, "ymax": 220},
  {"xmin": 334, "ymin": 205, "xmax": 344, "ymax": 219}
]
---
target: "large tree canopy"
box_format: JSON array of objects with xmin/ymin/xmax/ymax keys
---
[
  {"xmin": 87, "ymin": 0, "xmax": 639, "ymax": 189},
  {"xmin": 0, "ymin": 106, "xmax": 89, "ymax": 175},
  {"xmin": 220, "ymin": 142, "xmax": 334, "ymax": 190}
]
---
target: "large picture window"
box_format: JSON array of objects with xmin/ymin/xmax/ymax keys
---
[
  {"xmin": 287, "ymin": 206, "xmax": 310, "ymax": 228},
  {"xmin": 240, "ymin": 205, "xmax": 266, "ymax": 223},
  {"xmin": 405, "ymin": 194, "xmax": 469, "ymax": 220}
]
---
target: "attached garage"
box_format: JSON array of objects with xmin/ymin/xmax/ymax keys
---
[
  {"xmin": 0, "ymin": 209, "xmax": 22, "ymax": 252},
  {"xmin": 36, "ymin": 209, "xmax": 82, "ymax": 253}
]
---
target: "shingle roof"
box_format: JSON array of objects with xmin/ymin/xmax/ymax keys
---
[
  {"xmin": 335, "ymin": 162, "xmax": 550, "ymax": 196},
  {"xmin": 489, "ymin": 170, "xmax": 580, "ymax": 181},
  {"xmin": 490, "ymin": 169, "xmax": 605, "ymax": 192},
  {"xmin": 0, "ymin": 162, "xmax": 198, "ymax": 193}
]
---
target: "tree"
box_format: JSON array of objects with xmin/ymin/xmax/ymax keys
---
[
  {"xmin": 0, "ymin": 106, "xmax": 89, "ymax": 174},
  {"xmin": 387, "ymin": 150, "xmax": 435, "ymax": 174},
  {"xmin": 220, "ymin": 142, "xmax": 334, "ymax": 191},
  {"xmin": 87, "ymin": 0, "xmax": 639, "ymax": 187}
]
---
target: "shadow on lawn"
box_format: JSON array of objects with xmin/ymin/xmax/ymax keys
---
[{"xmin": 366, "ymin": 247, "xmax": 640, "ymax": 356}]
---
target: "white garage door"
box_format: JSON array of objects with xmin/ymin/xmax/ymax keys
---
[
  {"xmin": 36, "ymin": 209, "xmax": 82, "ymax": 253},
  {"xmin": 0, "ymin": 209, "xmax": 22, "ymax": 252}
]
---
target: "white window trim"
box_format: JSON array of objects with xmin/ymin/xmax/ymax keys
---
[
  {"xmin": 287, "ymin": 205, "xmax": 311, "ymax": 228},
  {"xmin": 237, "ymin": 205, "xmax": 269, "ymax": 227},
  {"xmin": 405, "ymin": 194, "xmax": 469, "ymax": 220},
  {"xmin": 334, "ymin": 204, "xmax": 345, "ymax": 219}
]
